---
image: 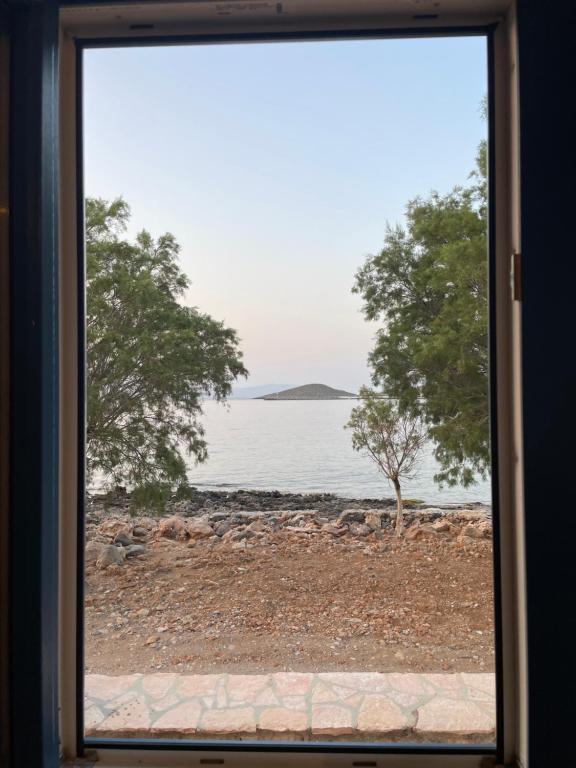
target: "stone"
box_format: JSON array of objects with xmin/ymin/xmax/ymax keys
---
[
  {"xmin": 84, "ymin": 705, "xmax": 105, "ymax": 732},
  {"xmin": 234, "ymin": 528, "xmax": 256, "ymax": 541},
  {"xmin": 321, "ymin": 523, "xmax": 347, "ymax": 537},
  {"xmin": 273, "ymin": 672, "xmax": 313, "ymax": 697},
  {"xmin": 201, "ymin": 707, "xmax": 256, "ymax": 735},
  {"xmin": 85, "ymin": 540, "xmax": 105, "ymax": 563},
  {"xmin": 415, "ymin": 697, "xmax": 495, "ymax": 737},
  {"xmin": 85, "ymin": 674, "xmax": 141, "ymax": 701},
  {"xmin": 227, "ymin": 674, "xmax": 271, "ymax": 703},
  {"xmin": 132, "ymin": 526, "xmax": 148, "ymax": 538},
  {"xmin": 98, "ymin": 696, "xmax": 150, "ymax": 735},
  {"xmin": 254, "ymin": 686, "xmax": 280, "ymax": 706},
  {"xmin": 178, "ymin": 674, "xmax": 222, "ymax": 697},
  {"xmin": 113, "ymin": 531, "xmax": 133, "ymax": 547},
  {"xmin": 248, "ymin": 519, "xmax": 267, "ymax": 532},
  {"xmin": 281, "ymin": 695, "xmax": 307, "ymax": 711},
  {"xmin": 311, "ymin": 704, "xmax": 354, "ymax": 736},
  {"xmin": 214, "ymin": 520, "xmax": 231, "ymax": 537},
  {"xmin": 431, "ymin": 518, "xmax": 453, "ymax": 533},
  {"xmin": 99, "ymin": 519, "xmax": 130, "ymax": 537},
  {"xmin": 405, "ymin": 524, "xmax": 424, "ymax": 541},
  {"xmin": 158, "ymin": 516, "xmax": 188, "ymax": 540},
  {"xmin": 141, "ymin": 673, "xmax": 177, "ymax": 699},
  {"xmin": 424, "ymin": 673, "xmax": 465, "ymax": 692},
  {"xmin": 150, "ymin": 694, "xmax": 181, "ymax": 712},
  {"xmin": 461, "ymin": 522, "xmax": 490, "ymax": 539},
  {"xmin": 209, "ymin": 512, "xmax": 229, "ymax": 523},
  {"xmin": 461, "ymin": 673, "xmax": 496, "ymax": 697},
  {"xmin": 187, "ymin": 519, "xmax": 214, "ymax": 539},
  {"xmin": 357, "ymin": 695, "xmax": 411, "ymax": 734},
  {"xmin": 258, "ymin": 707, "xmax": 308, "ymax": 734},
  {"xmin": 349, "ymin": 522, "xmax": 372, "ymax": 537},
  {"xmin": 96, "ymin": 544, "xmax": 126, "ymax": 569},
  {"xmin": 125, "ymin": 544, "xmax": 146, "ymax": 558},
  {"xmin": 476, "ymin": 520, "xmax": 492, "ymax": 538},
  {"xmin": 387, "ymin": 673, "xmax": 435, "ymax": 695},
  {"xmin": 364, "ymin": 511, "xmax": 383, "ymax": 529},
  {"xmin": 152, "ymin": 700, "xmax": 202, "ymax": 735},
  {"xmin": 338, "ymin": 509, "xmax": 367, "ymax": 525},
  {"xmin": 311, "ymin": 682, "xmax": 339, "ymax": 703}
]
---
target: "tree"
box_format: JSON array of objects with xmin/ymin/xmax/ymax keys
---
[
  {"xmin": 346, "ymin": 388, "xmax": 426, "ymax": 536},
  {"xmin": 86, "ymin": 197, "xmax": 247, "ymax": 505},
  {"xmin": 353, "ymin": 142, "xmax": 488, "ymax": 487}
]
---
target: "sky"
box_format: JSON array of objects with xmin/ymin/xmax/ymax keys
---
[{"xmin": 84, "ymin": 36, "xmax": 487, "ymax": 394}]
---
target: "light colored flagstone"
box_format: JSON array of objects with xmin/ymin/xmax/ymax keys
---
[
  {"xmin": 357, "ymin": 695, "xmax": 412, "ymax": 734},
  {"xmin": 85, "ymin": 671, "xmax": 496, "ymax": 743}
]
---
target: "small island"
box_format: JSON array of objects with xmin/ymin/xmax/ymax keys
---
[{"xmin": 256, "ymin": 383, "xmax": 357, "ymax": 400}]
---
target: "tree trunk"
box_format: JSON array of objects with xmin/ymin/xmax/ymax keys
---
[{"xmin": 393, "ymin": 478, "xmax": 403, "ymax": 537}]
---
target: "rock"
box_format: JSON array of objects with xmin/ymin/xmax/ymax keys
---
[
  {"xmin": 364, "ymin": 510, "xmax": 383, "ymax": 529},
  {"xmin": 418, "ymin": 507, "xmax": 444, "ymax": 522},
  {"xmin": 431, "ymin": 519, "xmax": 453, "ymax": 533},
  {"xmin": 159, "ymin": 516, "xmax": 188, "ymax": 540},
  {"xmin": 125, "ymin": 544, "xmax": 146, "ymax": 558},
  {"xmin": 462, "ymin": 521, "xmax": 492, "ymax": 539},
  {"xmin": 96, "ymin": 544, "xmax": 126, "ymax": 569},
  {"xmin": 145, "ymin": 634, "xmax": 160, "ymax": 645},
  {"xmin": 322, "ymin": 523, "xmax": 348, "ymax": 537},
  {"xmin": 349, "ymin": 522, "xmax": 372, "ymax": 537},
  {"xmin": 187, "ymin": 519, "xmax": 214, "ymax": 539},
  {"xmin": 132, "ymin": 526, "xmax": 148, "ymax": 538},
  {"xmin": 405, "ymin": 524, "xmax": 424, "ymax": 541},
  {"xmin": 248, "ymin": 519, "xmax": 267, "ymax": 533},
  {"xmin": 99, "ymin": 519, "xmax": 130, "ymax": 537},
  {"xmin": 209, "ymin": 512, "xmax": 229, "ymax": 523},
  {"xmin": 476, "ymin": 521, "xmax": 492, "ymax": 538},
  {"xmin": 215, "ymin": 521, "xmax": 231, "ymax": 537},
  {"xmin": 113, "ymin": 531, "xmax": 132, "ymax": 547},
  {"xmin": 224, "ymin": 528, "xmax": 256, "ymax": 543},
  {"xmin": 338, "ymin": 509, "xmax": 366, "ymax": 525},
  {"xmin": 455, "ymin": 510, "xmax": 489, "ymax": 524},
  {"xmin": 85, "ymin": 540, "xmax": 105, "ymax": 563}
]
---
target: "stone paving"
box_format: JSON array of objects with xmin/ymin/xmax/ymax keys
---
[{"xmin": 85, "ymin": 672, "xmax": 495, "ymax": 743}]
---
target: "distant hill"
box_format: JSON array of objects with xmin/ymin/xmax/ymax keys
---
[
  {"xmin": 257, "ymin": 383, "xmax": 357, "ymax": 400},
  {"xmin": 231, "ymin": 384, "xmax": 293, "ymax": 399}
]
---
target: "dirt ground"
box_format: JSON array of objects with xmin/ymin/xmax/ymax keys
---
[{"xmin": 85, "ymin": 531, "xmax": 494, "ymax": 675}]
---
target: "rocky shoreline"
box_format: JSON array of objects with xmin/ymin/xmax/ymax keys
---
[
  {"xmin": 86, "ymin": 488, "xmax": 492, "ymax": 569},
  {"xmin": 91, "ymin": 486, "xmax": 490, "ymax": 515}
]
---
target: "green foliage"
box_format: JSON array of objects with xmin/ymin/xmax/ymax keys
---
[
  {"xmin": 346, "ymin": 388, "xmax": 427, "ymax": 486},
  {"xmin": 86, "ymin": 197, "xmax": 247, "ymax": 504},
  {"xmin": 353, "ymin": 143, "xmax": 488, "ymax": 487}
]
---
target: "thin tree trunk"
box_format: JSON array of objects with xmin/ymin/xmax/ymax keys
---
[{"xmin": 393, "ymin": 478, "xmax": 403, "ymax": 537}]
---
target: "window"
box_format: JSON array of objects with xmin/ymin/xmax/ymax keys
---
[{"xmin": 54, "ymin": 3, "xmax": 520, "ymax": 764}]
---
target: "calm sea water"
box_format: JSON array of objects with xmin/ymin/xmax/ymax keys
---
[{"xmin": 188, "ymin": 400, "xmax": 491, "ymax": 505}]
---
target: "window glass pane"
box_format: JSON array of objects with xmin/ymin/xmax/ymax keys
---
[{"xmin": 82, "ymin": 36, "xmax": 495, "ymax": 746}]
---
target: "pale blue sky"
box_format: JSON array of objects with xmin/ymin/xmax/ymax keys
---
[{"xmin": 84, "ymin": 36, "xmax": 487, "ymax": 393}]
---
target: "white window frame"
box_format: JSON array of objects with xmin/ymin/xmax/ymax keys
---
[{"xmin": 58, "ymin": 3, "xmax": 525, "ymax": 766}]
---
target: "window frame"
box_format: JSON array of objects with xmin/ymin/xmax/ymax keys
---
[{"xmin": 56, "ymin": 7, "xmax": 523, "ymax": 767}]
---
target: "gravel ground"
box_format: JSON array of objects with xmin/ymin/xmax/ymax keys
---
[{"xmin": 85, "ymin": 503, "xmax": 495, "ymax": 676}]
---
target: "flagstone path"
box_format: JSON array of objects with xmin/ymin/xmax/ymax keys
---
[{"xmin": 85, "ymin": 672, "xmax": 495, "ymax": 743}]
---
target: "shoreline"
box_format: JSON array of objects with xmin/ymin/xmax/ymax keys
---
[{"xmin": 90, "ymin": 487, "xmax": 491, "ymax": 519}]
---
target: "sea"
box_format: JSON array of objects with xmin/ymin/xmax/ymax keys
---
[{"xmin": 187, "ymin": 399, "xmax": 492, "ymax": 505}]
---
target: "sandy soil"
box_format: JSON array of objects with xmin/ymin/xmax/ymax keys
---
[{"xmin": 85, "ymin": 530, "xmax": 494, "ymax": 676}]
